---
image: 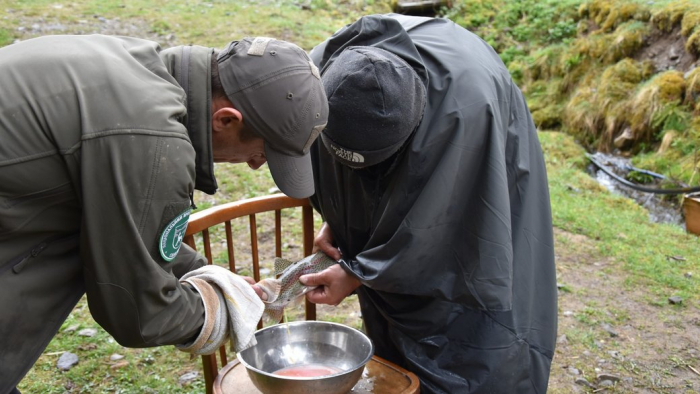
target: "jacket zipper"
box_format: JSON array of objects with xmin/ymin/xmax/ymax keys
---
[{"xmin": 1, "ymin": 233, "xmax": 79, "ymax": 275}]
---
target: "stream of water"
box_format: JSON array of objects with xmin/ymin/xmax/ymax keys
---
[{"xmin": 586, "ymin": 152, "xmax": 685, "ymax": 228}]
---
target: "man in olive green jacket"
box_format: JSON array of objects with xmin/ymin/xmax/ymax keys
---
[{"xmin": 0, "ymin": 35, "xmax": 328, "ymax": 393}]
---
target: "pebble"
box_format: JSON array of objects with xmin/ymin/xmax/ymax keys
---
[
  {"xmin": 557, "ymin": 334, "xmax": 568, "ymax": 345},
  {"xmin": 179, "ymin": 371, "xmax": 199, "ymax": 385},
  {"xmin": 563, "ymin": 311, "xmax": 574, "ymax": 317},
  {"xmin": 78, "ymin": 328, "xmax": 97, "ymax": 337},
  {"xmin": 597, "ymin": 373, "xmax": 621, "ymax": 382},
  {"xmin": 63, "ymin": 324, "xmax": 79, "ymax": 333},
  {"xmin": 575, "ymin": 377, "xmax": 596, "ymax": 388},
  {"xmin": 57, "ymin": 352, "xmax": 79, "ymax": 370},
  {"xmin": 668, "ymin": 296, "xmax": 683, "ymax": 305},
  {"xmin": 600, "ymin": 323, "xmax": 619, "ymax": 337},
  {"xmin": 567, "ymin": 366, "xmax": 580, "ymax": 376},
  {"xmin": 110, "ymin": 354, "xmax": 124, "ymax": 361},
  {"xmin": 599, "ymin": 379, "xmax": 614, "ymax": 387}
]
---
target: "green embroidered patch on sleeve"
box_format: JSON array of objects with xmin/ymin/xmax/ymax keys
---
[{"xmin": 159, "ymin": 208, "xmax": 191, "ymax": 262}]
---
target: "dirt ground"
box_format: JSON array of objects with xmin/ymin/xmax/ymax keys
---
[{"xmin": 550, "ymin": 229, "xmax": 700, "ymax": 393}]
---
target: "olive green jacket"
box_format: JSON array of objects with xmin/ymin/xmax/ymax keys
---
[{"xmin": 0, "ymin": 35, "xmax": 217, "ymax": 391}]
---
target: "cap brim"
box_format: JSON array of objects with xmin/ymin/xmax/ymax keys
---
[{"xmin": 264, "ymin": 143, "xmax": 315, "ymax": 199}]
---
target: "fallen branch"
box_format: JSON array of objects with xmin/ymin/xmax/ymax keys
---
[{"xmin": 689, "ymin": 365, "xmax": 700, "ymax": 377}]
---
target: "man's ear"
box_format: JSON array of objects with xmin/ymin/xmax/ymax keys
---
[{"xmin": 212, "ymin": 107, "xmax": 243, "ymax": 132}]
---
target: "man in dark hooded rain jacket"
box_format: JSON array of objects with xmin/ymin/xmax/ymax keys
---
[
  {"xmin": 0, "ymin": 35, "xmax": 327, "ymax": 393},
  {"xmin": 300, "ymin": 14, "xmax": 557, "ymax": 393}
]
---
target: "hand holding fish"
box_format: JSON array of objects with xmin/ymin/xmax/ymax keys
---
[
  {"xmin": 312, "ymin": 222, "xmax": 341, "ymax": 260},
  {"xmin": 300, "ymin": 264, "xmax": 361, "ymax": 306},
  {"xmin": 256, "ymin": 252, "xmax": 338, "ymax": 325}
]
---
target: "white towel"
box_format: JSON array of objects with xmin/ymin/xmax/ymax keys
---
[{"xmin": 176, "ymin": 265, "xmax": 265, "ymax": 355}]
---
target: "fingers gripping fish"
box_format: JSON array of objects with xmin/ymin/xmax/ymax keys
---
[{"xmin": 256, "ymin": 252, "xmax": 337, "ymax": 325}]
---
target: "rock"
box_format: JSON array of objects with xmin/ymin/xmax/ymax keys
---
[
  {"xmin": 63, "ymin": 324, "xmax": 79, "ymax": 333},
  {"xmin": 563, "ymin": 311, "xmax": 574, "ymax": 317},
  {"xmin": 179, "ymin": 371, "xmax": 199, "ymax": 385},
  {"xmin": 567, "ymin": 366, "xmax": 580, "ymax": 376},
  {"xmin": 600, "ymin": 323, "xmax": 619, "ymax": 337},
  {"xmin": 597, "ymin": 373, "xmax": 621, "ymax": 382},
  {"xmin": 557, "ymin": 334, "xmax": 568, "ymax": 345},
  {"xmin": 110, "ymin": 354, "xmax": 124, "ymax": 361},
  {"xmin": 668, "ymin": 296, "xmax": 683, "ymax": 305},
  {"xmin": 57, "ymin": 352, "xmax": 79, "ymax": 370},
  {"xmin": 575, "ymin": 377, "xmax": 596, "ymax": 388},
  {"xmin": 608, "ymin": 350, "xmax": 622, "ymax": 360},
  {"xmin": 78, "ymin": 328, "xmax": 97, "ymax": 337},
  {"xmin": 685, "ymin": 272, "xmax": 693, "ymax": 279},
  {"xmin": 614, "ymin": 127, "xmax": 635, "ymax": 150},
  {"xmin": 599, "ymin": 379, "xmax": 614, "ymax": 387}
]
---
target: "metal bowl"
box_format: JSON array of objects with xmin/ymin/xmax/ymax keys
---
[{"xmin": 236, "ymin": 321, "xmax": 374, "ymax": 394}]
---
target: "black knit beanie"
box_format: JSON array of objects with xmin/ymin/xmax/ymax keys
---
[{"xmin": 320, "ymin": 46, "xmax": 426, "ymax": 168}]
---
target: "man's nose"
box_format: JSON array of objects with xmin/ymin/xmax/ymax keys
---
[{"xmin": 247, "ymin": 157, "xmax": 266, "ymax": 170}]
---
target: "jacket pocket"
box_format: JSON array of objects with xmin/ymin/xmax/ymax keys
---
[
  {"xmin": 0, "ymin": 182, "xmax": 73, "ymax": 210},
  {"xmin": 1, "ymin": 233, "xmax": 79, "ymax": 276}
]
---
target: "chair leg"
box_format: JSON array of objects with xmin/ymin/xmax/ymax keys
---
[{"xmin": 202, "ymin": 353, "xmax": 218, "ymax": 394}]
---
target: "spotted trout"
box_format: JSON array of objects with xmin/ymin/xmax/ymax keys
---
[{"xmin": 257, "ymin": 252, "xmax": 337, "ymax": 325}]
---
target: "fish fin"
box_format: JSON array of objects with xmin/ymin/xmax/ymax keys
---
[
  {"xmin": 289, "ymin": 293, "xmax": 306, "ymax": 309},
  {"xmin": 257, "ymin": 278, "xmax": 281, "ymax": 303},
  {"xmin": 263, "ymin": 307, "xmax": 284, "ymax": 326},
  {"xmin": 274, "ymin": 257, "xmax": 294, "ymax": 275}
]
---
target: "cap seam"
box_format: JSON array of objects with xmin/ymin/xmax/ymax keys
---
[{"xmin": 231, "ymin": 66, "xmax": 311, "ymax": 93}]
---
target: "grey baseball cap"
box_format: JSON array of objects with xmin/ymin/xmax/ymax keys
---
[
  {"xmin": 217, "ymin": 37, "xmax": 328, "ymax": 198},
  {"xmin": 320, "ymin": 46, "xmax": 425, "ymax": 169}
]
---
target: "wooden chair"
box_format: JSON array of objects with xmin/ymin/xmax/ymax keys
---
[{"xmin": 184, "ymin": 193, "xmax": 419, "ymax": 394}]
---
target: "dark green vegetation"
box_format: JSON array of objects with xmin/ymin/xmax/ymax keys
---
[
  {"xmin": 444, "ymin": 0, "xmax": 700, "ymax": 186},
  {"xmin": 1, "ymin": 0, "xmax": 698, "ymax": 392}
]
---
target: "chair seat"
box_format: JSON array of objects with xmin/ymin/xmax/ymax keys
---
[{"xmin": 213, "ymin": 355, "xmax": 420, "ymax": 394}]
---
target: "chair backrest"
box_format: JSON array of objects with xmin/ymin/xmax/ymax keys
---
[{"xmin": 183, "ymin": 193, "xmax": 316, "ymax": 394}]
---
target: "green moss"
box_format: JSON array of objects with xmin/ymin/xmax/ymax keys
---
[
  {"xmin": 628, "ymin": 71, "xmax": 686, "ymax": 142},
  {"xmin": 651, "ymin": 0, "xmax": 695, "ymax": 32},
  {"xmin": 532, "ymin": 104, "xmax": 564, "ymax": 129},
  {"xmin": 686, "ymin": 29, "xmax": 700, "ymax": 56},
  {"xmin": 680, "ymin": 10, "xmax": 700, "ymax": 36},
  {"xmin": 684, "ymin": 68, "xmax": 700, "ymax": 107},
  {"xmin": 632, "ymin": 119, "xmax": 700, "ymax": 185},
  {"xmin": 602, "ymin": 21, "xmax": 650, "ymax": 63}
]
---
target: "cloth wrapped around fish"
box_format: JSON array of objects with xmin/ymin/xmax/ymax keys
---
[{"xmin": 176, "ymin": 252, "xmax": 336, "ymax": 355}]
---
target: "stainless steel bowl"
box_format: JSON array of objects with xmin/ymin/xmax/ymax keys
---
[{"xmin": 236, "ymin": 321, "xmax": 374, "ymax": 394}]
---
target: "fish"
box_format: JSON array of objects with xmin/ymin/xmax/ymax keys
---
[{"xmin": 256, "ymin": 251, "xmax": 337, "ymax": 326}]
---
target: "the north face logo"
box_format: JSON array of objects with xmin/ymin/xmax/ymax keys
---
[{"xmin": 331, "ymin": 144, "xmax": 364, "ymax": 163}]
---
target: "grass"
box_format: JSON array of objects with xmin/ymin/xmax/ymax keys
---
[{"xmin": 541, "ymin": 131, "xmax": 700, "ymax": 303}]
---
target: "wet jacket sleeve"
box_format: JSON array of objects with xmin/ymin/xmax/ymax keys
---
[{"xmin": 80, "ymin": 131, "xmax": 206, "ymax": 348}]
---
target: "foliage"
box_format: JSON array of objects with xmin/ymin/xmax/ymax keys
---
[{"xmin": 445, "ymin": 0, "xmax": 700, "ymax": 185}]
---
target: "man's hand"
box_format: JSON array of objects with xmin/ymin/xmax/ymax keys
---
[
  {"xmin": 300, "ymin": 265, "xmax": 361, "ymax": 306},
  {"xmin": 241, "ymin": 275, "xmax": 267, "ymax": 301},
  {"xmin": 313, "ymin": 222, "xmax": 341, "ymax": 260}
]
